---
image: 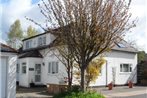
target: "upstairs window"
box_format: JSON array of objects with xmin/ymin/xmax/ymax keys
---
[
  {"xmin": 48, "ymin": 62, "xmax": 58, "ymax": 74},
  {"xmin": 120, "ymin": 64, "xmax": 132, "ymax": 72},
  {"xmin": 43, "ymin": 36, "xmax": 46, "ymax": 45},
  {"xmin": 38, "ymin": 36, "xmax": 46, "ymax": 46},
  {"xmin": 26, "ymin": 40, "xmax": 32, "ymax": 49},
  {"xmin": 38, "ymin": 37, "xmax": 42, "ymax": 46}
]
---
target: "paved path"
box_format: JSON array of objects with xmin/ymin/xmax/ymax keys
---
[
  {"xmin": 94, "ymin": 86, "xmax": 147, "ymax": 98},
  {"xmin": 16, "ymin": 87, "xmax": 53, "ymax": 98}
]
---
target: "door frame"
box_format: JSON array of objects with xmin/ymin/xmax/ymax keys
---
[{"xmin": 34, "ymin": 63, "xmax": 42, "ymax": 84}]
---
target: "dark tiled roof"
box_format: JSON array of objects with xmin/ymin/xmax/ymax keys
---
[
  {"xmin": 0, "ymin": 43, "xmax": 17, "ymax": 53},
  {"xmin": 22, "ymin": 45, "xmax": 50, "ymax": 52},
  {"xmin": 19, "ymin": 50, "xmax": 43, "ymax": 58},
  {"xmin": 22, "ymin": 31, "xmax": 49, "ymax": 41}
]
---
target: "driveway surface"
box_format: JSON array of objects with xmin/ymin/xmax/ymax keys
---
[
  {"xmin": 16, "ymin": 86, "xmax": 147, "ymax": 98},
  {"xmin": 16, "ymin": 86, "xmax": 53, "ymax": 98},
  {"xmin": 94, "ymin": 86, "xmax": 147, "ymax": 98}
]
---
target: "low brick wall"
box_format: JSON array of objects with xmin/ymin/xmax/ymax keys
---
[{"xmin": 47, "ymin": 84, "xmax": 68, "ymax": 94}]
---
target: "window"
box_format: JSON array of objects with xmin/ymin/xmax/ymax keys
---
[
  {"xmin": 38, "ymin": 36, "xmax": 46, "ymax": 46},
  {"xmin": 117, "ymin": 43, "xmax": 126, "ymax": 48},
  {"xmin": 43, "ymin": 36, "xmax": 46, "ymax": 45},
  {"xmin": 26, "ymin": 40, "xmax": 32, "ymax": 49},
  {"xmin": 22, "ymin": 63, "xmax": 26, "ymax": 74},
  {"xmin": 38, "ymin": 37, "xmax": 42, "ymax": 46},
  {"xmin": 48, "ymin": 62, "xmax": 58, "ymax": 74},
  {"xmin": 120, "ymin": 64, "xmax": 132, "ymax": 72},
  {"xmin": 16, "ymin": 64, "xmax": 20, "ymax": 73}
]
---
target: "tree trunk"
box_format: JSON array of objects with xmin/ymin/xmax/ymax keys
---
[
  {"xmin": 67, "ymin": 69, "xmax": 71, "ymax": 90},
  {"xmin": 67, "ymin": 61, "xmax": 73, "ymax": 90},
  {"xmin": 80, "ymin": 68, "xmax": 86, "ymax": 92}
]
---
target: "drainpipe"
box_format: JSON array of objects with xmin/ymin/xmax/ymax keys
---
[{"xmin": 106, "ymin": 60, "xmax": 108, "ymax": 86}]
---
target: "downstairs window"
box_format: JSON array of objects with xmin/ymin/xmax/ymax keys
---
[{"xmin": 120, "ymin": 64, "xmax": 132, "ymax": 72}]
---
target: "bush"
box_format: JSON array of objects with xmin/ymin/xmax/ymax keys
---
[
  {"xmin": 70, "ymin": 85, "xmax": 81, "ymax": 92},
  {"xmin": 53, "ymin": 90, "xmax": 105, "ymax": 98},
  {"xmin": 65, "ymin": 91, "xmax": 105, "ymax": 98}
]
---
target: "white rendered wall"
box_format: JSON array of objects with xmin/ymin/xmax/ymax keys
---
[
  {"xmin": 40, "ymin": 49, "xmax": 68, "ymax": 85},
  {"xmin": 18, "ymin": 48, "xmax": 137, "ymax": 87},
  {"xmin": 90, "ymin": 50, "xmax": 137, "ymax": 86},
  {"xmin": 0, "ymin": 52, "xmax": 17, "ymax": 98}
]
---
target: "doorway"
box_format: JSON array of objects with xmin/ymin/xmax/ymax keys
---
[{"xmin": 34, "ymin": 64, "xmax": 41, "ymax": 83}]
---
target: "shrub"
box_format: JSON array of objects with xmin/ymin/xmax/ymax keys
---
[
  {"xmin": 65, "ymin": 91, "xmax": 105, "ymax": 98},
  {"xmin": 70, "ymin": 85, "xmax": 81, "ymax": 92},
  {"xmin": 53, "ymin": 90, "xmax": 105, "ymax": 98}
]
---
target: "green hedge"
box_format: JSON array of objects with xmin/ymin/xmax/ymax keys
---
[{"xmin": 53, "ymin": 91, "xmax": 105, "ymax": 98}]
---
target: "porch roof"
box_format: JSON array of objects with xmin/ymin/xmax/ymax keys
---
[
  {"xmin": 0, "ymin": 43, "xmax": 17, "ymax": 53},
  {"xmin": 18, "ymin": 50, "xmax": 43, "ymax": 58}
]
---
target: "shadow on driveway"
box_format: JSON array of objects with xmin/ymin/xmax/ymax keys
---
[{"xmin": 16, "ymin": 86, "xmax": 53, "ymax": 98}]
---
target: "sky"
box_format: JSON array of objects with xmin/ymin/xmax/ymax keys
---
[{"xmin": 0, "ymin": 0, "xmax": 147, "ymax": 52}]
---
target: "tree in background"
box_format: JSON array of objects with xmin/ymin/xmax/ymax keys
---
[
  {"xmin": 7, "ymin": 19, "xmax": 23, "ymax": 49},
  {"xmin": 26, "ymin": 25, "xmax": 39, "ymax": 38},
  {"xmin": 138, "ymin": 51, "xmax": 147, "ymax": 63}
]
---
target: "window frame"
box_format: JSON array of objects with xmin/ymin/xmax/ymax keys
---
[
  {"xmin": 38, "ymin": 37, "xmax": 43, "ymax": 46},
  {"xmin": 43, "ymin": 36, "xmax": 46, "ymax": 45},
  {"xmin": 120, "ymin": 63, "xmax": 132, "ymax": 73},
  {"xmin": 48, "ymin": 62, "xmax": 58, "ymax": 74},
  {"xmin": 22, "ymin": 63, "xmax": 27, "ymax": 74},
  {"xmin": 26, "ymin": 40, "xmax": 32, "ymax": 49},
  {"xmin": 16, "ymin": 64, "xmax": 20, "ymax": 73}
]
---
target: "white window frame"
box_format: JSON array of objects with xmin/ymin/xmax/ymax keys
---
[
  {"xmin": 43, "ymin": 36, "xmax": 46, "ymax": 45},
  {"xmin": 48, "ymin": 62, "xmax": 58, "ymax": 74},
  {"xmin": 120, "ymin": 63, "xmax": 132, "ymax": 73},
  {"xmin": 38, "ymin": 37, "xmax": 42, "ymax": 46},
  {"xmin": 22, "ymin": 63, "xmax": 27, "ymax": 74},
  {"xmin": 26, "ymin": 40, "xmax": 32, "ymax": 49},
  {"xmin": 17, "ymin": 64, "xmax": 20, "ymax": 73}
]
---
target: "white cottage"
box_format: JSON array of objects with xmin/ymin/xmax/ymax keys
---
[
  {"xmin": 0, "ymin": 43, "xmax": 17, "ymax": 98},
  {"xmin": 17, "ymin": 32, "xmax": 137, "ymax": 87}
]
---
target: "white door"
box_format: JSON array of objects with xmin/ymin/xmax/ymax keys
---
[
  {"xmin": 1, "ymin": 57, "xmax": 7, "ymax": 98},
  {"xmin": 35, "ymin": 64, "xmax": 41, "ymax": 83}
]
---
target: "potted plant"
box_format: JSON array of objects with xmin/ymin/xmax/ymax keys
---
[
  {"xmin": 108, "ymin": 82, "xmax": 113, "ymax": 90},
  {"xmin": 30, "ymin": 80, "xmax": 35, "ymax": 87},
  {"xmin": 128, "ymin": 81, "xmax": 133, "ymax": 88}
]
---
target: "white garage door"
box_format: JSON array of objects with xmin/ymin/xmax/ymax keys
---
[{"xmin": 1, "ymin": 57, "xmax": 7, "ymax": 98}]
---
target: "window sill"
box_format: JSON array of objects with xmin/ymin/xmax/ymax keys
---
[
  {"xmin": 119, "ymin": 72, "xmax": 132, "ymax": 75},
  {"xmin": 21, "ymin": 73, "xmax": 27, "ymax": 75},
  {"xmin": 48, "ymin": 73, "xmax": 58, "ymax": 75}
]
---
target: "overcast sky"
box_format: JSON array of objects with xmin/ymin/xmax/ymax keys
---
[{"xmin": 0, "ymin": 0, "xmax": 147, "ymax": 52}]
